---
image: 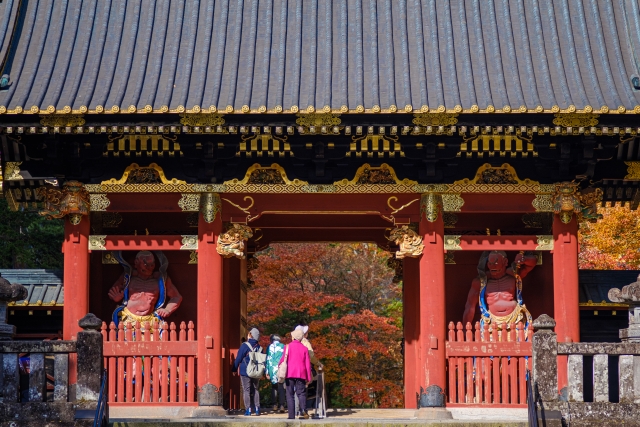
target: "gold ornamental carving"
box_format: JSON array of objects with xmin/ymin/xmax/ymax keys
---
[
  {"xmin": 216, "ymin": 224, "xmax": 253, "ymax": 259},
  {"xmin": 102, "ymin": 212, "xmax": 122, "ymax": 228},
  {"xmin": 103, "ymin": 163, "xmax": 186, "ymax": 186},
  {"xmin": 178, "ymin": 194, "xmax": 200, "ymax": 211},
  {"xmin": 295, "ymin": 113, "xmax": 341, "ymax": 128},
  {"xmin": 442, "ymin": 194, "xmax": 464, "ymax": 212},
  {"xmin": 89, "ymin": 194, "xmax": 110, "ymax": 211},
  {"xmin": 532, "ymin": 194, "xmax": 554, "ymax": 212},
  {"xmin": 39, "ymin": 114, "xmax": 85, "ymax": 127},
  {"xmin": 222, "ymin": 164, "xmax": 310, "ymax": 193},
  {"xmin": 412, "ymin": 113, "xmax": 458, "ymax": 126},
  {"xmin": 445, "ymin": 252, "xmax": 456, "ymax": 264},
  {"xmin": 189, "ymin": 251, "xmax": 198, "ymax": 264},
  {"xmin": 551, "ymin": 182, "xmax": 581, "ymax": 224},
  {"xmin": 200, "ymin": 193, "xmax": 221, "ymax": 223},
  {"xmin": 37, "ymin": 181, "xmax": 91, "ymax": 223},
  {"xmin": 388, "ymin": 225, "xmax": 424, "ymax": 259},
  {"xmin": 443, "ymin": 212, "xmax": 458, "ymax": 228},
  {"xmin": 535, "ymin": 235, "xmax": 554, "ymax": 251},
  {"xmin": 444, "ymin": 235, "xmax": 462, "ymax": 250},
  {"xmin": 88, "ymin": 235, "xmax": 106, "ymax": 251},
  {"xmin": 226, "ymin": 163, "xmax": 308, "ymax": 187},
  {"xmin": 335, "ymin": 164, "xmax": 417, "ymax": 186},
  {"xmin": 4, "ymin": 162, "xmax": 22, "ymax": 180},
  {"xmin": 420, "ymin": 192, "xmax": 442, "ymax": 222},
  {"xmin": 625, "ymin": 162, "xmax": 640, "ymax": 179},
  {"xmin": 102, "ymin": 252, "xmax": 119, "ymax": 264},
  {"xmin": 552, "ymin": 113, "xmax": 599, "ymax": 128},
  {"xmin": 179, "ymin": 113, "xmax": 225, "ymax": 127},
  {"xmin": 180, "ymin": 235, "xmax": 198, "ymax": 250},
  {"xmin": 456, "ymin": 163, "xmax": 532, "ymax": 185}
]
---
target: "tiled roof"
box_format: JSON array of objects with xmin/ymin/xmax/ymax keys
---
[
  {"xmin": 0, "ymin": 269, "xmax": 63, "ymax": 307},
  {"xmin": 0, "ymin": 0, "xmax": 639, "ymax": 115}
]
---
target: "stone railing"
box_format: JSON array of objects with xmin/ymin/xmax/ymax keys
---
[
  {"xmin": 0, "ymin": 313, "xmax": 103, "ymax": 426},
  {"xmin": 532, "ymin": 314, "xmax": 640, "ymax": 427}
]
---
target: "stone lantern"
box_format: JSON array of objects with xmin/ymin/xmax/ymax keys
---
[
  {"xmin": 609, "ymin": 274, "xmax": 640, "ymax": 342},
  {"xmin": 0, "ymin": 274, "xmax": 28, "ymax": 340}
]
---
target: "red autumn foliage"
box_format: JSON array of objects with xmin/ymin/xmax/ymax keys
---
[{"xmin": 248, "ymin": 243, "xmax": 403, "ymax": 408}]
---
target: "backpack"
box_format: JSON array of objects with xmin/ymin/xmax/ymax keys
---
[{"xmin": 244, "ymin": 342, "xmax": 267, "ymax": 379}]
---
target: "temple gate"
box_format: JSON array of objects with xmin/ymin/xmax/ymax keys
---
[{"xmin": 1, "ymin": 0, "xmax": 640, "ymax": 415}]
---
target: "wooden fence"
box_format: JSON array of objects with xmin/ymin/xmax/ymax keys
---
[
  {"xmin": 446, "ymin": 321, "xmax": 532, "ymax": 407},
  {"xmin": 101, "ymin": 320, "xmax": 197, "ymax": 405}
]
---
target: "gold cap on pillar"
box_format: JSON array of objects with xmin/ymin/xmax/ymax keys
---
[{"xmin": 199, "ymin": 193, "xmax": 221, "ymax": 223}]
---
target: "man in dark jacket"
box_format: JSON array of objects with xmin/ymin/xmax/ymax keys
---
[{"xmin": 233, "ymin": 327, "xmax": 262, "ymax": 416}]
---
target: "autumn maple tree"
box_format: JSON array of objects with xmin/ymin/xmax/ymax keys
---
[
  {"xmin": 579, "ymin": 205, "xmax": 640, "ymax": 270},
  {"xmin": 248, "ymin": 243, "xmax": 404, "ymax": 408}
]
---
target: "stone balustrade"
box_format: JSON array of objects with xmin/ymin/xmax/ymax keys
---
[{"xmin": 532, "ymin": 314, "xmax": 640, "ymax": 426}]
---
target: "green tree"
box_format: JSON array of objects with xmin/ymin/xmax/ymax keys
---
[{"xmin": 0, "ymin": 198, "xmax": 64, "ymax": 268}]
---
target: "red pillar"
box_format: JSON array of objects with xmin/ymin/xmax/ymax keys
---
[
  {"xmin": 223, "ymin": 257, "xmax": 242, "ymax": 410},
  {"xmin": 62, "ymin": 215, "xmax": 90, "ymax": 384},
  {"xmin": 418, "ymin": 194, "xmax": 447, "ymax": 408},
  {"xmin": 403, "ymin": 258, "xmax": 420, "ymax": 408},
  {"xmin": 197, "ymin": 193, "xmax": 224, "ymax": 406},
  {"xmin": 553, "ymin": 215, "xmax": 580, "ymax": 393}
]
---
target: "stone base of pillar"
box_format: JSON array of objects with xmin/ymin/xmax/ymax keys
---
[
  {"xmin": 197, "ymin": 384, "xmax": 224, "ymax": 406},
  {"xmin": 191, "ymin": 406, "xmax": 229, "ymax": 418},
  {"xmin": 415, "ymin": 408, "xmax": 453, "ymax": 419}
]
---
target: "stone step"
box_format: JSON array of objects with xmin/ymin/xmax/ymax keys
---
[{"xmin": 111, "ymin": 422, "xmax": 528, "ymax": 427}]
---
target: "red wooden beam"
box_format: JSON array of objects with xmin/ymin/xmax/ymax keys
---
[
  {"xmin": 91, "ymin": 235, "xmax": 194, "ymax": 251},
  {"xmin": 446, "ymin": 342, "xmax": 532, "ymax": 357},
  {"xmin": 447, "ymin": 235, "xmax": 551, "ymax": 251},
  {"xmin": 103, "ymin": 341, "xmax": 197, "ymax": 356}
]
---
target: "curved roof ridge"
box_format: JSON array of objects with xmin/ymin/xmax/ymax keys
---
[{"xmin": 0, "ymin": 0, "xmax": 639, "ymax": 114}]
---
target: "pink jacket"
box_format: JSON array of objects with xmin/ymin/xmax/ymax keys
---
[{"xmin": 278, "ymin": 340, "xmax": 312, "ymax": 382}]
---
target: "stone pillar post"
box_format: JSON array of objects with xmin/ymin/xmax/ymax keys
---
[
  {"xmin": 0, "ymin": 277, "xmax": 27, "ymax": 404},
  {"xmin": 0, "ymin": 276, "xmax": 27, "ymax": 340},
  {"xmin": 552, "ymin": 214, "xmax": 580, "ymax": 394},
  {"xmin": 76, "ymin": 313, "xmax": 103, "ymax": 402},
  {"xmin": 417, "ymin": 192, "xmax": 450, "ymax": 418},
  {"xmin": 196, "ymin": 193, "xmax": 225, "ymax": 409},
  {"xmin": 608, "ymin": 274, "xmax": 640, "ymax": 403},
  {"xmin": 532, "ymin": 315, "xmax": 558, "ymax": 403}
]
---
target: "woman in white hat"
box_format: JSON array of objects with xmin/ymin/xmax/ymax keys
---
[{"xmin": 279, "ymin": 329, "xmax": 312, "ymax": 419}]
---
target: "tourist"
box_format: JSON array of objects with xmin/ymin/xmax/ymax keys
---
[
  {"xmin": 232, "ymin": 327, "xmax": 262, "ymax": 416},
  {"xmin": 295, "ymin": 324, "xmax": 323, "ymax": 370},
  {"xmin": 279, "ymin": 329, "xmax": 312, "ymax": 420},
  {"xmin": 266, "ymin": 334, "xmax": 286, "ymax": 413}
]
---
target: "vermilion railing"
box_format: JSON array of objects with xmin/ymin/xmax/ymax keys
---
[
  {"xmin": 446, "ymin": 321, "xmax": 532, "ymax": 408},
  {"xmin": 101, "ymin": 320, "xmax": 197, "ymax": 405}
]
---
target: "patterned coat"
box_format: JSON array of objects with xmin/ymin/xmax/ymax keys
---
[{"xmin": 266, "ymin": 341, "xmax": 284, "ymax": 384}]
